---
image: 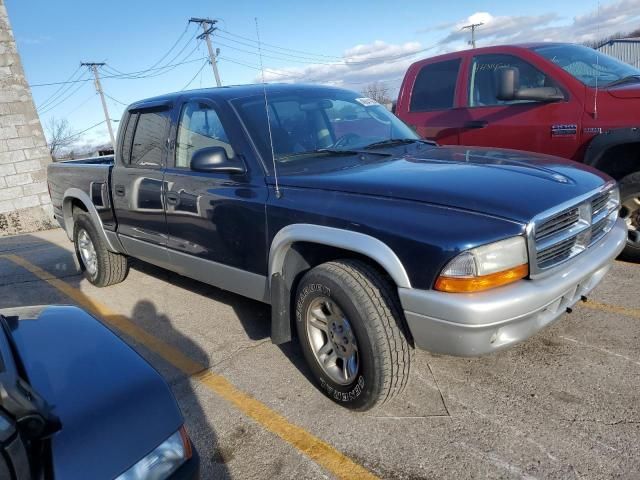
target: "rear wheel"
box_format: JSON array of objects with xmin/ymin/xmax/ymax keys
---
[
  {"xmin": 295, "ymin": 259, "xmax": 412, "ymax": 411},
  {"xmin": 73, "ymin": 212, "xmax": 129, "ymax": 287},
  {"xmin": 619, "ymin": 172, "xmax": 640, "ymax": 262}
]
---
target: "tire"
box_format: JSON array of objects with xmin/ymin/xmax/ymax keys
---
[
  {"xmin": 294, "ymin": 259, "xmax": 412, "ymax": 411},
  {"xmin": 619, "ymin": 172, "xmax": 640, "ymax": 262},
  {"xmin": 73, "ymin": 211, "xmax": 129, "ymax": 287}
]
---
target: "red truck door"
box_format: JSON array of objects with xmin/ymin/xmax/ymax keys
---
[
  {"xmin": 396, "ymin": 57, "xmax": 465, "ymax": 144},
  {"xmin": 457, "ymin": 53, "xmax": 582, "ymax": 159}
]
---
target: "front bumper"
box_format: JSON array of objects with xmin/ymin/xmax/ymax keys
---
[{"xmin": 400, "ymin": 218, "xmax": 627, "ymax": 357}]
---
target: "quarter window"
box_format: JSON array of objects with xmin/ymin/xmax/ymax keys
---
[
  {"xmin": 176, "ymin": 101, "xmax": 235, "ymax": 168},
  {"xmin": 128, "ymin": 110, "xmax": 170, "ymax": 167},
  {"xmin": 469, "ymin": 54, "xmax": 558, "ymax": 107},
  {"xmin": 410, "ymin": 59, "xmax": 461, "ymax": 111}
]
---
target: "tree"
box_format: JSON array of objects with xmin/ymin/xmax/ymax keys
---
[
  {"xmin": 45, "ymin": 117, "xmax": 76, "ymax": 160},
  {"xmin": 361, "ymin": 82, "xmax": 391, "ymax": 105}
]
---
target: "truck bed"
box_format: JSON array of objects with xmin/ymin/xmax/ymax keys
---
[{"xmin": 47, "ymin": 155, "xmax": 115, "ymax": 230}]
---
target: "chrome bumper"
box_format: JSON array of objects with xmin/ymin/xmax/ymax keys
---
[{"xmin": 399, "ymin": 218, "xmax": 627, "ymax": 357}]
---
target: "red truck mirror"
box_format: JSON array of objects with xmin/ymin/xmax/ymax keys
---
[{"xmin": 497, "ymin": 67, "xmax": 564, "ymax": 103}]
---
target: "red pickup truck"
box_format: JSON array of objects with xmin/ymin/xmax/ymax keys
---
[{"xmin": 396, "ymin": 43, "xmax": 640, "ymax": 260}]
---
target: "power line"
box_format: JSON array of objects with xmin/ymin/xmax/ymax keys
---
[
  {"xmin": 181, "ymin": 60, "xmax": 209, "ymax": 90},
  {"xmin": 38, "ymin": 75, "xmax": 89, "ymax": 115},
  {"xmin": 103, "ymin": 92, "xmax": 128, "ymax": 106},
  {"xmin": 189, "ymin": 17, "xmax": 222, "ymax": 86},
  {"xmin": 66, "ymin": 119, "xmax": 108, "ymax": 140},
  {"xmin": 218, "ymin": 28, "xmax": 344, "ymax": 59},
  {"xmin": 30, "ymin": 54, "xmax": 208, "ymax": 87},
  {"xmin": 61, "ymin": 92, "xmax": 96, "ymax": 117},
  {"xmin": 36, "ymin": 65, "xmax": 83, "ymax": 110}
]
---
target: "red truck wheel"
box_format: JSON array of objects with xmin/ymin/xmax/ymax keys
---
[{"xmin": 619, "ymin": 172, "xmax": 640, "ymax": 262}]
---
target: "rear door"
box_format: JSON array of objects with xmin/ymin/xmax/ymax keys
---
[
  {"xmin": 111, "ymin": 107, "xmax": 171, "ymax": 250},
  {"xmin": 457, "ymin": 53, "xmax": 582, "ymax": 159},
  {"xmin": 397, "ymin": 57, "xmax": 465, "ymax": 145},
  {"xmin": 162, "ymin": 97, "xmax": 269, "ymax": 301}
]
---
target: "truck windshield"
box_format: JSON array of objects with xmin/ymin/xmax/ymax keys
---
[
  {"xmin": 533, "ymin": 44, "xmax": 640, "ymax": 88},
  {"xmin": 232, "ymin": 88, "xmax": 418, "ymax": 172}
]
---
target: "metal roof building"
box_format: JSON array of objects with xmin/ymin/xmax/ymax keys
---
[{"xmin": 596, "ymin": 38, "xmax": 640, "ymax": 68}]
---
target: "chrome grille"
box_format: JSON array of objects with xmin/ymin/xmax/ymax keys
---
[
  {"xmin": 535, "ymin": 208, "xmax": 580, "ymax": 241},
  {"xmin": 537, "ymin": 236, "xmax": 577, "ymax": 269},
  {"xmin": 530, "ymin": 184, "xmax": 619, "ymax": 274}
]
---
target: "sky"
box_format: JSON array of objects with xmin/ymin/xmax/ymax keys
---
[{"xmin": 5, "ymin": 0, "xmax": 640, "ymax": 148}]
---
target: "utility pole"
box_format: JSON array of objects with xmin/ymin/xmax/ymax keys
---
[
  {"xmin": 461, "ymin": 22, "xmax": 484, "ymax": 48},
  {"xmin": 81, "ymin": 62, "xmax": 116, "ymax": 147},
  {"xmin": 189, "ymin": 17, "xmax": 222, "ymax": 87}
]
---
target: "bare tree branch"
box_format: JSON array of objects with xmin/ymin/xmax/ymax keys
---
[
  {"xmin": 361, "ymin": 82, "xmax": 391, "ymax": 105},
  {"xmin": 44, "ymin": 117, "xmax": 77, "ymax": 160}
]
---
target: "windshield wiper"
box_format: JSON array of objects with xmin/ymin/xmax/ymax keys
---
[
  {"xmin": 278, "ymin": 148, "xmax": 391, "ymax": 161},
  {"xmin": 363, "ymin": 138, "xmax": 436, "ymax": 149},
  {"xmin": 605, "ymin": 75, "xmax": 640, "ymax": 88}
]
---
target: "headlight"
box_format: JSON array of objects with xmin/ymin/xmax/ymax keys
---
[
  {"xmin": 116, "ymin": 426, "xmax": 192, "ymax": 480},
  {"xmin": 435, "ymin": 236, "xmax": 529, "ymax": 293}
]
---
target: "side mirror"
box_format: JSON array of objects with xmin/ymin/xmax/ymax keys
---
[
  {"xmin": 190, "ymin": 146, "xmax": 245, "ymax": 174},
  {"xmin": 496, "ymin": 67, "xmax": 565, "ymax": 103}
]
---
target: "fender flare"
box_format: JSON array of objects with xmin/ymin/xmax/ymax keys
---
[
  {"xmin": 267, "ymin": 224, "xmax": 411, "ymax": 344},
  {"xmin": 62, "ymin": 188, "xmax": 121, "ymax": 253},
  {"xmin": 584, "ymin": 127, "xmax": 640, "ymax": 170}
]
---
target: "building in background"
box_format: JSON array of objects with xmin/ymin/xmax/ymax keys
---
[
  {"xmin": 596, "ymin": 37, "xmax": 640, "ymax": 68},
  {"xmin": 0, "ymin": 0, "xmax": 55, "ymax": 236}
]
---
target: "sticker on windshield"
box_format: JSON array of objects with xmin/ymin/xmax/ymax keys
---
[{"xmin": 355, "ymin": 97, "xmax": 379, "ymax": 107}]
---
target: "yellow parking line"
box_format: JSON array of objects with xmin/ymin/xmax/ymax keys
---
[
  {"xmin": 580, "ymin": 300, "xmax": 640, "ymax": 320},
  {"xmin": 4, "ymin": 254, "xmax": 378, "ymax": 480}
]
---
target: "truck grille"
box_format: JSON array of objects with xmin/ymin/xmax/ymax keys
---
[{"xmin": 531, "ymin": 185, "xmax": 619, "ymax": 274}]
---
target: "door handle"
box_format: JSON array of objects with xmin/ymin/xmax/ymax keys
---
[
  {"xmin": 165, "ymin": 192, "xmax": 180, "ymax": 206},
  {"xmin": 114, "ymin": 185, "xmax": 126, "ymax": 196},
  {"xmin": 463, "ymin": 120, "xmax": 489, "ymax": 129}
]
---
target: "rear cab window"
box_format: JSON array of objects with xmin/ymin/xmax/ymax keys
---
[
  {"xmin": 121, "ymin": 109, "xmax": 171, "ymax": 168},
  {"xmin": 410, "ymin": 59, "xmax": 461, "ymax": 112}
]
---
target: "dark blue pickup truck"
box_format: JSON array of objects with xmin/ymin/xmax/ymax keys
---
[{"xmin": 47, "ymin": 84, "xmax": 626, "ymax": 410}]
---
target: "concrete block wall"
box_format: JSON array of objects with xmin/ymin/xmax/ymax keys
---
[{"xmin": 0, "ymin": 0, "xmax": 56, "ymax": 236}]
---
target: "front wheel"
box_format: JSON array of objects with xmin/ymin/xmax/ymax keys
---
[
  {"xmin": 295, "ymin": 260, "xmax": 412, "ymax": 411},
  {"xmin": 619, "ymin": 172, "xmax": 640, "ymax": 262}
]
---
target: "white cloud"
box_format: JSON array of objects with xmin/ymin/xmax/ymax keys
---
[
  {"xmin": 259, "ymin": 40, "xmax": 428, "ymax": 93},
  {"xmin": 256, "ymin": 0, "xmax": 640, "ymax": 94},
  {"xmin": 437, "ymin": 0, "xmax": 640, "ymax": 51}
]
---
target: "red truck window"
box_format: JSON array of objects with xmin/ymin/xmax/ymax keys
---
[
  {"xmin": 468, "ymin": 54, "xmax": 558, "ymax": 107},
  {"xmin": 410, "ymin": 59, "xmax": 460, "ymax": 112}
]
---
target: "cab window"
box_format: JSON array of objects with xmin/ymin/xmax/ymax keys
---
[
  {"xmin": 410, "ymin": 59, "xmax": 461, "ymax": 112},
  {"xmin": 469, "ymin": 54, "xmax": 558, "ymax": 107},
  {"xmin": 127, "ymin": 110, "xmax": 170, "ymax": 168},
  {"xmin": 175, "ymin": 101, "xmax": 235, "ymax": 168}
]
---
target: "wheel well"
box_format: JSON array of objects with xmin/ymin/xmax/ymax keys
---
[
  {"xmin": 270, "ymin": 241, "xmax": 401, "ymax": 344},
  {"xmin": 595, "ymin": 142, "xmax": 640, "ymax": 181}
]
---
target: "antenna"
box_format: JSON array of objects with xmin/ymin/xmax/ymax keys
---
[
  {"xmin": 255, "ymin": 17, "xmax": 281, "ymax": 199},
  {"xmin": 594, "ymin": 1, "xmax": 601, "ymax": 119}
]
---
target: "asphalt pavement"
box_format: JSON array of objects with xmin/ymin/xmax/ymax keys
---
[{"xmin": 0, "ymin": 228, "xmax": 638, "ymax": 479}]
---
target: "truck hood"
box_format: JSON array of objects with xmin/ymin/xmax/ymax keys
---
[
  {"xmin": 6, "ymin": 305, "xmax": 183, "ymax": 480},
  {"xmin": 276, "ymin": 146, "xmax": 610, "ymax": 223},
  {"xmin": 606, "ymin": 84, "xmax": 640, "ymax": 99}
]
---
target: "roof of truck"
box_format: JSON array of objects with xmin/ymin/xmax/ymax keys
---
[{"xmin": 127, "ymin": 83, "xmax": 352, "ymax": 109}]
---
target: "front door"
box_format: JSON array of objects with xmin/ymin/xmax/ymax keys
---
[
  {"xmin": 162, "ymin": 98, "xmax": 268, "ymax": 300},
  {"xmin": 457, "ymin": 53, "xmax": 582, "ymax": 160}
]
